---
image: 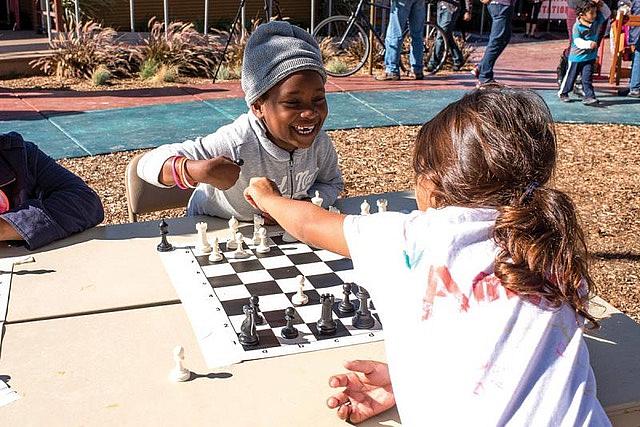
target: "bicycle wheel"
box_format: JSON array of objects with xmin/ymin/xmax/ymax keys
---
[
  {"xmin": 313, "ymin": 16, "xmax": 370, "ymax": 77},
  {"xmin": 423, "ymin": 22, "xmax": 449, "ymax": 74}
]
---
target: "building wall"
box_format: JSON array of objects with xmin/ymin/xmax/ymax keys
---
[{"xmin": 97, "ymin": 0, "xmax": 314, "ymax": 32}]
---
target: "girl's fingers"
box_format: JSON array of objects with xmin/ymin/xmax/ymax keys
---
[
  {"xmin": 336, "ymin": 402, "xmax": 352, "ymax": 420},
  {"xmin": 328, "ymin": 374, "xmax": 348, "ymax": 388},
  {"xmin": 326, "ymin": 392, "xmax": 349, "ymax": 408}
]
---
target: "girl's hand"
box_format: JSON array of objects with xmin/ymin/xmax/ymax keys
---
[
  {"xmin": 243, "ymin": 177, "xmax": 282, "ymax": 213},
  {"xmin": 326, "ymin": 360, "xmax": 396, "ymax": 424},
  {"xmin": 188, "ymin": 156, "xmax": 241, "ymax": 190}
]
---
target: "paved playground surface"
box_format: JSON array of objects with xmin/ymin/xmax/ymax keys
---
[{"xmin": 1, "ymin": 39, "xmax": 639, "ymax": 159}]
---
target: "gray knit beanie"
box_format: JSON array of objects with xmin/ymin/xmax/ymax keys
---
[{"xmin": 241, "ymin": 21, "xmax": 326, "ymax": 107}]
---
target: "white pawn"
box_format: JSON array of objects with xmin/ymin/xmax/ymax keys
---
[
  {"xmin": 251, "ymin": 214, "xmax": 265, "ymax": 245},
  {"xmin": 168, "ymin": 345, "xmax": 191, "ymax": 382},
  {"xmin": 311, "ymin": 190, "xmax": 324, "ymax": 208},
  {"xmin": 195, "ymin": 222, "xmax": 212, "ymax": 253},
  {"xmin": 208, "ymin": 236, "xmax": 223, "ymax": 262},
  {"xmin": 376, "ymin": 198, "xmax": 388, "ymax": 213},
  {"xmin": 227, "ymin": 216, "xmax": 239, "ymax": 250},
  {"xmin": 256, "ymin": 227, "xmax": 270, "ymax": 254},
  {"xmin": 291, "ymin": 275, "xmax": 309, "ymax": 306},
  {"xmin": 360, "ymin": 199, "xmax": 370, "ymax": 215},
  {"xmin": 233, "ymin": 232, "xmax": 249, "ymax": 259}
]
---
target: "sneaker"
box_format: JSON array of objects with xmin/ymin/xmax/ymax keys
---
[
  {"xmin": 618, "ymin": 88, "xmax": 630, "ymax": 96},
  {"xmin": 628, "ymin": 90, "xmax": 640, "ymax": 98},
  {"xmin": 573, "ymin": 83, "xmax": 585, "ymax": 97},
  {"xmin": 470, "ymin": 66, "xmax": 479, "ymax": 78},
  {"xmin": 375, "ymin": 71, "xmax": 400, "ymax": 81},
  {"xmin": 410, "ymin": 71, "xmax": 425, "ymax": 80},
  {"xmin": 558, "ymin": 94, "xmax": 571, "ymax": 102},
  {"xmin": 582, "ymin": 97, "xmax": 599, "ymax": 106}
]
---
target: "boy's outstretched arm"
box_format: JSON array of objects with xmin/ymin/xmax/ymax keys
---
[{"xmin": 244, "ymin": 177, "xmax": 350, "ymax": 257}]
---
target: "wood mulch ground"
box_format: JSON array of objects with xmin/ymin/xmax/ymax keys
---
[{"xmin": 56, "ymin": 123, "xmax": 640, "ymax": 323}]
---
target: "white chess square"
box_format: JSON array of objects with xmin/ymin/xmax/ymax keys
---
[
  {"xmin": 276, "ymin": 277, "xmax": 312, "ymax": 293},
  {"xmin": 335, "ymin": 269, "xmax": 359, "ymax": 283},
  {"xmin": 257, "ymin": 293, "xmax": 292, "ymax": 312},
  {"xmin": 215, "ymin": 284, "xmax": 251, "ymax": 302},
  {"xmin": 296, "ymin": 262, "xmax": 334, "ymax": 276},
  {"xmin": 314, "ymin": 249, "xmax": 344, "ymax": 262},
  {"xmin": 257, "ymin": 255, "xmax": 294, "ymax": 269},
  {"xmin": 294, "ymin": 304, "xmax": 321, "ymax": 324},
  {"xmin": 278, "ymin": 242, "xmax": 314, "ymax": 255},
  {"xmin": 223, "ymin": 251, "xmax": 257, "ymax": 263},
  {"xmin": 236, "ymin": 270, "xmax": 274, "ymax": 284},
  {"xmin": 201, "ymin": 262, "xmax": 236, "ymax": 277}
]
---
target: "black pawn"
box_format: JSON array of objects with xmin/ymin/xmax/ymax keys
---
[
  {"xmin": 156, "ymin": 219, "xmax": 173, "ymax": 252},
  {"xmin": 352, "ymin": 286, "xmax": 375, "ymax": 329},
  {"xmin": 317, "ymin": 294, "xmax": 337, "ymax": 335},
  {"xmin": 338, "ymin": 283, "xmax": 356, "ymax": 315},
  {"xmin": 281, "ymin": 307, "xmax": 299, "ymax": 339},
  {"xmin": 249, "ymin": 295, "xmax": 265, "ymax": 325},
  {"xmin": 239, "ymin": 305, "xmax": 259, "ymax": 346}
]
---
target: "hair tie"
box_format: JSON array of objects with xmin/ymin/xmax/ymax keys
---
[{"xmin": 522, "ymin": 181, "xmax": 540, "ymax": 202}]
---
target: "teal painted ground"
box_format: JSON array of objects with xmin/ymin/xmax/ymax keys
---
[{"xmin": 1, "ymin": 89, "xmax": 639, "ymax": 159}]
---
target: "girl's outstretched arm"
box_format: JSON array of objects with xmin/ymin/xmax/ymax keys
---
[{"xmin": 244, "ymin": 177, "xmax": 349, "ymax": 257}]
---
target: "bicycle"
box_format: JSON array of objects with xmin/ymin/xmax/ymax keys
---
[{"xmin": 312, "ymin": 0, "xmax": 450, "ymax": 77}]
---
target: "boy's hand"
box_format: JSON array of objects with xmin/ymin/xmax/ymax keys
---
[
  {"xmin": 187, "ymin": 157, "xmax": 241, "ymax": 190},
  {"xmin": 243, "ymin": 177, "xmax": 282, "ymax": 213},
  {"xmin": 590, "ymin": 41, "xmax": 597, "ymax": 49},
  {"xmin": 326, "ymin": 360, "xmax": 396, "ymax": 424}
]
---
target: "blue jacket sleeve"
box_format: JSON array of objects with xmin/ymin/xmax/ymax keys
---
[{"xmin": 0, "ymin": 142, "xmax": 104, "ymax": 250}]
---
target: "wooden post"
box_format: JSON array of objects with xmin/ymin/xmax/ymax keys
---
[
  {"xmin": 609, "ymin": 10, "xmax": 625, "ymax": 85},
  {"xmin": 368, "ymin": 1, "xmax": 375, "ymax": 75}
]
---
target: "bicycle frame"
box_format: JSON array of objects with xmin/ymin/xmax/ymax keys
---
[{"xmin": 338, "ymin": 0, "xmax": 389, "ymax": 48}]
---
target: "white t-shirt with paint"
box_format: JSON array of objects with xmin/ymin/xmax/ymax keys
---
[{"xmin": 343, "ymin": 206, "xmax": 609, "ymax": 426}]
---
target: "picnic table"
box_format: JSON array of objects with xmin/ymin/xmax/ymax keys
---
[{"xmin": 1, "ymin": 191, "xmax": 638, "ymax": 425}]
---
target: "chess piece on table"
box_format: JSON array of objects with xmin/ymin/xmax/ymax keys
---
[
  {"xmin": 249, "ymin": 295, "xmax": 265, "ymax": 325},
  {"xmin": 195, "ymin": 222, "xmax": 212, "ymax": 253},
  {"xmin": 157, "ymin": 219, "xmax": 174, "ymax": 252},
  {"xmin": 376, "ymin": 198, "xmax": 388, "ymax": 213},
  {"xmin": 338, "ymin": 283, "xmax": 356, "ymax": 315},
  {"xmin": 317, "ymin": 294, "xmax": 337, "ymax": 335},
  {"xmin": 208, "ymin": 236, "xmax": 223, "ymax": 262},
  {"xmin": 281, "ymin": 307, "xmax": 299, "ymax": 339},
  {"xmin": 352, "ymin": 286, "xmax": 375, "ymax": 329},
  {"xmin": 255, "ymin": 227, "xmax": 270, "ymax": 254},
  {"xmin": 251, "ymin": 214, "xmax": 265, "ymax": 245},
  {"xmin": 227, "ymin": 216, "xmax": 239, "ymax": 250},
  {"xmin": 232, "ymin": 232, "xmax": 249, "ymax": 259},
  {"xmin": 291, "ymin": 275, "xmax": 309, "ymax": 306},
  {"xmin": 360, "ymin": 199, "xmax": 370, "ymax": 215},
  {"xmin": 311, "ymin": 190, "xmax": 323, "ymax": 208},
  {"xmin": 168, "ymin": 345, "xmax": 191, "ymax": 382},
  {"xmin": 240, "ymin": 305, "xmax": 259, "ymax": 346},
  {"xmin": 328, "ymin": 206, "xmax": 341, "ymax": 214}
]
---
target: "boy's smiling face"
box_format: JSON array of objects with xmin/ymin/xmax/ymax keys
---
[{"xmin": 251, "ymin": 70, "xmax": 328, "ymax": 152}]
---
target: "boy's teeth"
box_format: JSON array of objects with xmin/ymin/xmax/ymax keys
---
[{"xmin": 295, "ymin": 125, "xmax": 315, "ymax": 135}]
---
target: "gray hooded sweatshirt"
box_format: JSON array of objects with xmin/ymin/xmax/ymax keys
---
[{"xmin": 137, "ymin": 111, "xmax": 344, "ymax": 222}]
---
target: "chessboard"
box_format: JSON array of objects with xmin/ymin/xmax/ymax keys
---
[{"xmin": 158, "ymin": 231, "xmax": 384, "ymax": 368}]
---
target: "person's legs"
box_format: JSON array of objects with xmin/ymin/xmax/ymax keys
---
[
  {"xmin": 580, "ymin": 60, "xmax": 596, "ymax": 101},
  {"xmin": 444, "ymin": 9, "xmax": 463, "ymax": 65},
  {"xmin": 477, "ymin": 3, "xmax": 513, "ymax": 82},
  {"xmin": 558, "ymin": 60, "xmax": 581, "ymax": 97},
  {"xmin": 384, "ymin": 1, "xmax": 412, "ymax": 75},
  {"xmin": 429, "ymin": 7, "xmax": 457, "ymax": 68},
  {"xmin": 407, "ymin": 0, "xmax": 427, "ymax": 74},
  {"xmin": 629, "ymin": 46, "xmax": 640, "ymax": 94},
  {"xmin": 530, "ymin": 2, "xmax": 541, "ymax": 35}
]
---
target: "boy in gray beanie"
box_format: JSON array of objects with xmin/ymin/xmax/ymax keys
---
[{"xmin": 138, "ymin": 21, "xmax": 343, "ymax": 222}]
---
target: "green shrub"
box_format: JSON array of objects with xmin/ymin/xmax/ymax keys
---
[
  {"xmin": 91, "ymin": 65, "xmax": 111, "ymax": 85},
  {"xmin": 326, "ymin": 59, "xmax": 349, "ymax": 75},
  {"xmin": 153, "ymin": 64, "xmax": 178, "ymax": 83},
  {"xmin": 140, "ymin": 58, "xmax": 159, "ymax": 80}
]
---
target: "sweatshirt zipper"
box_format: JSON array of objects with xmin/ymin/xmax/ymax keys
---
[{"xmin": 288, "ymin": 152, "xmax": 294, "ymax": 199}]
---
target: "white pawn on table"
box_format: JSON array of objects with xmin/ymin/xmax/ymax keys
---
[
  {"xmin": 255, "ymin": 227, "xmax": 270, "ymax": 254},
  {"xmin": 251, "ymin": 214, "xmax": 265, "ymax": 245},
  {"xmin": 226, "ymin": 216, "xmax": 239, "ymax": 250},
  {"xmin": 292, "ymin": 274, "xmax": 309, "ymax": 306},
  {"xmin": 208, "ymin": 236, "xmax": 223, "ymax": 262},
  {"xmin": 232, "ymin": 232, "xmax": 250, "ymax": 259},
  {"xmin": 360, "ymin": 199, "xmax": 370, "ymax": 215},
  {"xmin": 168, "ymin": 345, "xmax": 191, "ymax": 382},
  {"xmin": 311, "ymin": 190, "xmax": 323, "ymax": 208},
  {"xmin": 376, "ymin": 198, "xmax": 388, "ymax": 213}
]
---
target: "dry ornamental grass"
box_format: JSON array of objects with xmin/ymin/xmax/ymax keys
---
[{"xmin": 58, "ymin": 123, "xmax": 640, "ymax": 323}]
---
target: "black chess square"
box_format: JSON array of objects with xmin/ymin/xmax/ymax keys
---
[
  {"xmin": 325, "ymin": 258, "xmax": 353, "ymax": 271},
  {"xmin": 254, "ymin": 246, "xmax": 285, "ymax": 258},
  {"xmin": 262, "ymin": 309, "xmax": 304, "ymax": 328},
  {"xmin": 267, "ymin": 266, "xmax": 302, "ymax": 280},
  {"xmin": 285, "ymin": 289, "xmax": 321, "ymax": 306},
  {"xmin": 221, "ymin": 297, "xmax": 249, "ymax": 316},
  {"xmin": 208, "ymin": 274, "xmax": 243, "ymax": 288},
  {"xmin": 230, "ymin": 259, "xmax": 264, "ymax": 273},
  {"xmin": 269, "ymin": 235, "xmax": 290, "ymax": 246},
  {"xmin": 306, "ymin": 272, "xmax": 343, "ymax": 289},
  {"xmin": 245, "ymin": 281, "xmax": 282, "ymax": 296},
  {"xmin": 308, "ymin": 320, "xmax": 351, "ymax": 340},
  {"xmin": 238, "ymin": 329, "xmax": 281, "ymax": 351},
  {"xmin": 287, "ymin": 252, "xmax": 323, "ymax": 265}
]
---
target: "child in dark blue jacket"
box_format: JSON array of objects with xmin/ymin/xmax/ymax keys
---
[{"xmin": 0, "ymin": 132, "xmax": 104, "ymax": 250}]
